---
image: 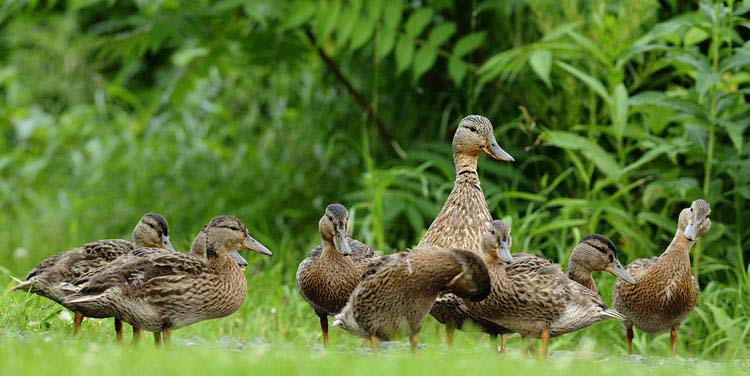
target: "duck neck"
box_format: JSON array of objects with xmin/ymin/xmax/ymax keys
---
[
  {"xmin": 659, "ymin": 231, "xmax": 694, "ymax": 269},
  {"xmin": 454, "ymin": 153, "xmax": 480, "ymax": 184},
  {"xmin": 207, "ymin": 252, "xmax": 239, "ymax": 272},
  {"xmin": 567, "ymin": 261, "xmax": 597, "ymax": 292},
  {"xmin": 321, "ymin": 238, "xmax": 344, "ymax": 260}
]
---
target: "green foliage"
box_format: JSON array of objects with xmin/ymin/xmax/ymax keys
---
[{"xmin": 0, "ymin": 0, "xmax": 748, "ymax": 363}]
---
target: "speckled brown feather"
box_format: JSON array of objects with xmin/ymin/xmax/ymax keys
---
[
  {"xmin": 613, "ymin": 200, "xmax": 710, "ymax": 334},
  {"xmin": 296, "ymin": 238, "xmax": 377, "ymax": 316},
  {"xmin": 334, "ymin": 248, "xmax": 490, "ymax": 341}
]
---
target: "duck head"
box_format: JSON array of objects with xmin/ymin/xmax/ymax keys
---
[
  {"xmin": 569, "ymin": 234, "xmax": 635, "ymax": 284},
  {"xmin": 678, "ymin": 199, "xmax": 712, "ymax": 242},
  {"xmin": 319, "ymin": 203, "xmax": 352, "ymax": 255},
  {"xmin": 201, "ymin": 215, "xmax": 272, "ymax": 260},
  {"xmin": 445, "ymin": 249, "xmax": 492, "ymax": 302},
  {"xmin": 132, "ymin": 213, "xmax": 175, "ymax": 251},
  {"xmin": 452, "ymin": 115, "xmax": 514, "ymax": 161},
  {"xmin": 481, "ymin": 220, "xmax": 513, "ymax": 263}
]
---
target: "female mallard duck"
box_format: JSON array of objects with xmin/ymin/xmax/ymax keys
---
[
  {"xmin": 417, "ymin": 115, "xmax": 514, "ymax": 347},
  {"xmin": 613, "ymin": 199, "xmax": 711, "ymax": 356},
  {"xmin": 333, "ymin": 247, "xmax": 490, "ymax": 355},
  {"xmin": 296, "ymin": 204, "xmax": 377, "ymax": 348},
  {"xmin": 466, "ymin": 220, "xmax": 627, "ymax": 358},
  {"xmin": 13, "ymin": 213, "xmax": 174, "ymax": 341},
  {"xmin": 62, "ymin": 215, "xmax": 272, "ymax": 347}
]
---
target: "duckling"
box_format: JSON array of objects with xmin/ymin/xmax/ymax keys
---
[
  {"xmin": 296, "ymin": 204, "xmax": 377, "ymax": 347},
  {"xmin": 334, "ymin": 247, "xmax": 491, "ymax": 355},
  {"xmin": 613, "ymin": 199, "xmax": 711, "ymax": 356},
  {"xmin": 62, "ymin": 215, "xmax": 272, "ymax": 347},
  {"xmin": 466, "ymin": 220, "xmax": 626, "ymax": 358},
  {"xmin": 13, "ymin": 213, "xmax": 174, "ymax": 340},
  {"xmin": 416, "ymin": 115, "xmax": 514, "ymax": 347}
]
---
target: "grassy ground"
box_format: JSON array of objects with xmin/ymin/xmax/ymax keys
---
[{"xmin": 2, "ymin": 266, "xmax": 748, "ymax": 375}]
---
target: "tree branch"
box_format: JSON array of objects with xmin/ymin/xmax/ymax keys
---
[{"xmin": 303, "ymin": 27, "xmax": 394, "ymax": 145}]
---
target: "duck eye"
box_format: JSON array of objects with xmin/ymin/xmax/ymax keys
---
[
  {"xmin": 228, "ymin": 226, "xmax": 240, "ymax": 231},
  {"xmin": 327, "ymin": 215, "xmax": 333, "ymax": 221},
  {"xmin": 690, "ymin": 208, "xmax": 693, "ymax": 212},
  {"xmin": 705, "ymin": 215, "xmax": 709, "ymax": 219}
]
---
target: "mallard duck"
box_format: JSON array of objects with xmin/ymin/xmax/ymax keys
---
[
  {"xmin": 613, "ymin": 199, "xmax": 711, "ymax": 356},
  {"xmin": 62, "ymin": 215, "xmax": 271, "ymax": 347},
  {"xmin": 333, "ymin": 247, "xmax": 491, "ymax": 355},
  {"xmin": 296, "ymin": 204, "xmax": 377, "ymax": 348},
  {"xmin": 63, "ymin": 220, "xmax": 249, "ymax": 344},
  {"xmin": 12, "ymin": 213, "xmax": 174, "ymax": 341},
  {"xmin": 417, "ymin": 115, "xmax": 514, "ymax": 347},
  {"xmin": 466, "ymin": 220, "xmax": 626, "ymax": 358}
]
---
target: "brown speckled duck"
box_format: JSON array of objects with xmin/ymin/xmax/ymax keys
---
[
  {"xmin": 417, "ymin": 115, "xmax": 514, "ymax": 347},
  {"xmin": 613, "ymin": 199, "xmax": 711, "ymax": 356},
  {"xmin": 333, "ymin": 247, "xmax": 490, "ymax": 355},
  {"xmin": 296, "ymin": 204, "xmax": 378, "ymax": 347},
  {"xmin": 12, "ymin": 213, "xmax": 175, "ymax": 341},
  {"xmin": 466, "ymin": 221, "xmax": 627, "ymax": 358},
  {"xmin": 62, "ymin": 215, "xmax": 271, "ymax": 347}
]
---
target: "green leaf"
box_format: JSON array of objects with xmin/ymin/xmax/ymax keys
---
[
  {"xmin": 448, "ymin": 57, "xmax": 468, "ymax": 85},
  {"xmin": 555, "ymin": 61, "xmax": 612, "ymax": 105},
  {"xmin": 365, "ymin": 0, "xmax": 382, "ymax": 19},
  {"xmin": 427, "ymin": 23, "xmax": 456, "ymax": 47},
  {"xmin": 315, "ymin": 0, "xmax": 342, "ymax": 44},
  {"xmin": 404, "ymin": 8, "xmax": 434, "ymax": 37},
  {"xmin": 281, "ymin": 1, "xmax": 315, "ymax": 29},
  {"xmin": 382, "ymin": 0, "xmax": 403, "ymax": 27},
  {"xmin": 528, "ymin": 49, "xmax": 552, "ymax": 88},
  {"xmin": 453, "ymin": 32, "xmax": 485, "ymax": 57},
  {"xmin": 395, "ymin": 35, "xmax": 415, "ymax": 74},
  {"xmin": 349, "ymin": 16, "xmax": 375, "ymax": 51},
  {"xmin": 612, "ymin": 83, "xmax": 629, "ymax": 141},
  {"xmin": 172, "ymin": 47, "xmax": 208, "ymax": 67},
  {"xmin": 412, "ymin": 45, "xmax": 437, "ymax": 81},
  {"xmin": 335, "ymin": 4, "xmax": 360, "ymax": 49},
  {"xmin": 718, "ymin": 119, "xmax": 748, "ymax": 153},
  {"xmin": 543, "ymin": 130, "xmax": 623, "ymax": 179},
  {"xmin": 684, "ymin": 26, "xmax": 710, "ymax": 46},
  {"xmin": 377, "ymin": 27, "xmax": 396, "ymax": 60}
]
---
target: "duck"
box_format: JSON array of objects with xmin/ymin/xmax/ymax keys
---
[
  {"xmin": 416, "ymin": 115, "xmax": 514, "ymax": 347},
  {"xmin": 62, "ymin": 215, "xmax": 272, "ymax": 347},
  {"xmin": 12, "ymin": 213, "xmax": 175, "ymax": 341},
  {"xmin": 333, "ymin": 247, "xmax": 491, "ymax": 355},
  {"xmin": 465, "ymin": 220, "xmax": 627, "ymax": 358},
  {"xmin": 296, "ymin": 204, "xmax": 378, "ymax": 348},
  {"xmin": 613, "ymin": 199, "xmax": 711, "ymax": 356},
  {"xmin": 63, "ymin": 219, "xmax": 249, "ymax": 344}
]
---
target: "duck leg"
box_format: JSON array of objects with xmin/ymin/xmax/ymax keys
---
[
  {"xmin": 670, "ymin": 325, "xmax": 678, "ymax": 357},
  {"xmin": 625, "ymin": 324, "xmax": 634, "ymax": 355},
  {"xmin": 500, "ymin": 334, "xmax": 508, "ymax": 354},
  {"xmin": 114, "ymin": 318, "xmax": 124, "ymax": 344},
  {"xmin": 73, "ymin": 312, "xmax": 84, "ymax": 335},
  {"xmin": 154, "ymin": 332, "xmax": 162, "ymax": 347},
  {"xmin": 369, "ymin": 335, "xmax": 379, "ymax": 356},
  {"xmin": 163, "ymin": 328, "xmax": 172, "ymax": 349},
  {"xmin": 318, "ymin": 313, "xmax": 329, "ymax": 348},
  {"xmin": 489, "ymin": 334, "xmax": 498, "ymax": 354},
  {"xmin": 445, "ymin": 326, "xmax": 455, "ymax": 349},
  {"xmin": 539, "ymin": 329, "xmax": 550, "ymax": 360},
  {"xmin": 132, "ymin": 327, "xmax": 142, "ymax": 344},
  {"xmin": 409, "ymin": 333, "xmax": 419, "ymax": 356}
]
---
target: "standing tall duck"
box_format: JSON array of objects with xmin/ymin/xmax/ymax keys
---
[
  {"xmin": 613, "ymin": 199, "xmax": 711, "ymax": 356},
  {"xmin": 417, "ymin": 115, "xmax": 514, "ymax": 346},
  {"xmin": 296, "ymin": 204, "xmax": 378, "ymax": 348},
  {"xmin": 12, "ymin": 213, "xmax": 175, "ymax": 341},
  {"xmin": 62, "ymin": 215, "xmax": 272, "ymax": 347},
  {"xmin": 333, "ymin": 247, "xmax": 490, "ymax": 355}
]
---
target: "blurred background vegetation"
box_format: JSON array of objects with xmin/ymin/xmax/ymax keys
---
[{"xmin": 1, "ymin": 0, "xmax": 748, "ymax": 360}]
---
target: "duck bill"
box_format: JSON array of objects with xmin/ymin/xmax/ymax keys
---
[
  {"xmin": 240, "ymin": 235, "xmax": 272, "ymax": 256},
  {"xmin": 229, "ymin": 251, "xmax": 248, "ymax": 268},
  {"xmin": 483, "ymin": 134, "xmax": 514, "ymax": 162},
  {"xmin": 333, "ymin": 228, "xmax": 351, "ymax": 255},
  {"xmin": 497, "ymin": 242, "xmax": 513, "ymax": 263},
  {"xmin": 607, "ymin": 260, "xmax": 636, "ymax": 284},
  {"xmin": 161, "ymin": 235, "xmax": 176, "ymax": 252},
  {"xmin": 684, "ymin": 220, "xmax": 699, "ymax": 241}
]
